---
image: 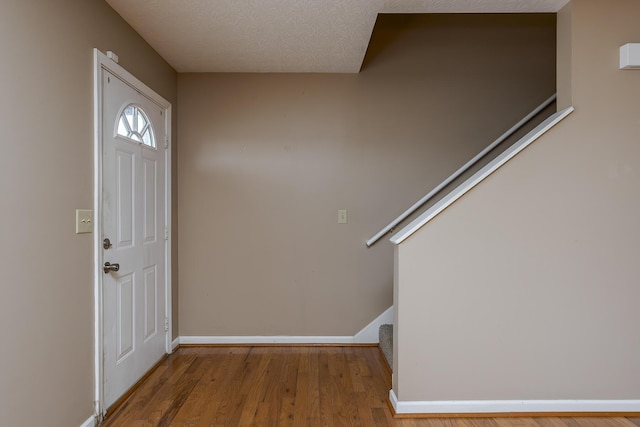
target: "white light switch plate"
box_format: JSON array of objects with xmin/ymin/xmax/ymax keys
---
[
  {"xmin": 76, "ymin": 209, "xmax": 93, "ymax": 234},
  {"xmin": 338, "ymin": 209, "xmax": 348, "ymax": 224}
]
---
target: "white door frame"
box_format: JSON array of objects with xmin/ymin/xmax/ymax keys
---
[{"xmin": 92, "ymin": 48, "xmax": 172, "ymax": 418}]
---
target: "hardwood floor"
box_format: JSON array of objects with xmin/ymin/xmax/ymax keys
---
[{"xmin": 100, "ymin": 346, "xmax": 640, "ymax": 427}]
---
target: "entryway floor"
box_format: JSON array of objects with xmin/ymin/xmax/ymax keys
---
[{"xmin": 100, "ymin": 345, "xmax": 640, "ymax": 427}]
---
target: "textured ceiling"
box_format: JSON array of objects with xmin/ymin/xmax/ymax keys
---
[{"xmin": 105, "ymin": 0, "xmax": 570, "ymax": 73}]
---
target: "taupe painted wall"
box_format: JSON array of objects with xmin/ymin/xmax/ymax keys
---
[
  {"xmin": 177, "ymin": 14, "xmax": 556, "ymax": 336},
  {"xmin": 395, "ymin": 0, "xmax": 640, "ymax": 402},
  {"xmin": 0, "ymin": 1, "xmax": 177, "ymax": 426}
]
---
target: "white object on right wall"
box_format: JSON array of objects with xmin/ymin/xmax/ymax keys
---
[{"xmin": 620, "ymin": 43, "xmax": 640, "ymax": 69}]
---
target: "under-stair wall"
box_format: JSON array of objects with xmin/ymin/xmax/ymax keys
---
[{"xmin": 392, "ymin": 0, "xmax": 640, "ymax": 414}]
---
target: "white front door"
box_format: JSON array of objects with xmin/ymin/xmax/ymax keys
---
[{"xmin": 101, "ymin": 67, "xmax": 168, "ymax": 410}]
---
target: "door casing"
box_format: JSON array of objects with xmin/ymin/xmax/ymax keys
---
[{"xmin": 92, "ymin": 48, "xmax": 172, "ymax": 419}]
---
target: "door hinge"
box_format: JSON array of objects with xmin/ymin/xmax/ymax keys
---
[
  {"xmin": 164, "ymin": 227, "xmax": 169, "ymax": 241},
  {"xmin": 164, "ymin": 317, "xmax": 169, "ymax": 332},
  {"xmin": 164, "ymin": 136, "xmax": 168, "ymax": 149}
]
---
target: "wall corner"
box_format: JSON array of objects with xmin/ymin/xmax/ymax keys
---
[{"xmin": 557, "ymin": 1, "xmax": 573, "ymax": 110}]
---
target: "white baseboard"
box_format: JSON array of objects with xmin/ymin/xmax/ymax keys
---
[
  {"xmin": 79, "ymin": 415, "xmax": 95, "ymax": 427},
  {"xmin": 180, "ymin": 307, "xmax": 395, "ymax": 346},
  {"xmin": 171, "ymin": 336, "xmax": 180, "ymax": 350},
  {"xmin": 180, "ymin": 336, "xmax": 354, "ymax": 345},
  {"xmin": 354, "ymin": 306, "xmax": 393, "ymax": 344},
  {"xmin": 389, "ymin": 390, "xmax": 640, "ymax": 414}
]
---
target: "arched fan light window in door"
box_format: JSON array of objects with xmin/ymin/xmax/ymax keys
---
[{"xmin": 117, "ymin": 104, "xmax": 156, "ymax": 148}]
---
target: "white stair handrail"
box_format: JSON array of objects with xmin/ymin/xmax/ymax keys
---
[{"xmin": 366, "ymin": 93, "xmax": 557, "ymax": 247}]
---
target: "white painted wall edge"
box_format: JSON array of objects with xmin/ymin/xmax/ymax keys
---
[
  {"xmin": 180, "ymin": 336, "xmax": 355, "ymax": 345},
  {"xmin": 79, "ymin": 415, "xmax": 96, "ymax": 427},
  {"xmin": 390, "ymin": 106, "xmax": 574, "ymax": 245},
  {"xmin": 354, "ymin": 306, "xmax": 394, "ymax": 343},
  {"xmin": 389, "ymin": 390, "xmax": 640, "ymax": 414}
]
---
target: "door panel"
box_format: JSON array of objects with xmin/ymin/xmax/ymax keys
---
[
  {"xmin": 143, "ymin": 158, "xmax": 157, "ymax": 243},
  {"xmin": 144, "ymin": 265, "xmax": 157, "ymax": 341},
  {"xmin": 116, "ymin": 149, "xmax": 135, "ymax": 248},
  {"xmin": 117, "ymin": 273, "xmax": 135, "ymax": 361},
  {"xmin": 102, "ymin": 69, "xmax": 167, "ymax": 409}
]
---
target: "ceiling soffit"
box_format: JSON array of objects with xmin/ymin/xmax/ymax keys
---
[{"xmin": 104, "ymin": 0, "xmax": 570, "ymax": 73}]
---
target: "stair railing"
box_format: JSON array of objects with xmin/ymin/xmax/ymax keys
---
[{"xmin": 365, "ymin": 93, "xmax": 557, "ymax": 247}]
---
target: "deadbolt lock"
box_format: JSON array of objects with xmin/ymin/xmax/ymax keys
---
[{"xmin": 103, "ymin": 238, "xmax": 112, "ymax": 250}]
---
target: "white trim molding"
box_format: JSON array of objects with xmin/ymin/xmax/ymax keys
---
[
  {"xmin": 354, "ymin": 306, "xmax": 393, "ymax": 343},
  {"xmin": 79, "ymin": 415, "xmax": 96, "ymax": 427},
  {"xmin": 172, "ymin": 337, "xmax": 180, "ymax": 351},
  {"xmin": 180, "ymin": 336, "xmax": 355, "ymax": 345},
  {"xmin": 389, "ymin": 390, "xmax": 640, "ymax": 415},
  {"xmin": 390, "ymin": 106, "xmax": 574, "ymax": 245},
  {"xmin": 93, "ymin": 48, "xmax": 173, "ymax": 418},
  {"xmin": 181, "ymin": 307, "xmax": 394, "ymax": 346}
]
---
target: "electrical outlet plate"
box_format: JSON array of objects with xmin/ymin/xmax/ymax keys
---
[{"xmin": 76, "ymin": 209, "xmax": 93, "ymax": 234}]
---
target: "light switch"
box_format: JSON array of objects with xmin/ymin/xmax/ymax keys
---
[
  {"xmin": 76, "ymin": 209, "xmax": 93, "ymax": 234},
  {"xmin": 338, "ymin": 209, "xmax": 348, "ymax": 224}
]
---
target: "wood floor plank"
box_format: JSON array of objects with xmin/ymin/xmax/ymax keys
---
[
  {"xmin": 261, "ymin": 354, "xmax": 288, "ymax": 426},
  {"xmin": 102, "ymin": 352, "xmax": 197, "ymax": 427},
  {"xmin": 305, "ymin": 349, "xmax": 322, "ymax": 425},
  {"xmin": 289, "ymin": 348, "xmax": 309, "ymax": 426},
  {"xmin": 354, "ymin": 388, "xmax": 379, "ymax": 426},
  {"xmin": 533, "ymin": 418, "xmax": 572, "ymax": 427},
  {"xmin": 237, "ymin": 349, "xmax": 273, "ymax": 425},
  {"xmin": 318, "ymin": 350, "xmax": 336, "ymax": 427},
  {"xmin": 169, "ymin": 355, "xmax": 219, "ymax": 426},
  {"xmin": 564, "ymin": 418, "xmax": 639, "ymax": 427},
  {"xmin": 195, "ymin": 348, "xmax": 247, "ymax": 427},
  {"xmin": 100, "ymin": 346, "xmax": 640, "ymax": 427},
  {"xmin": 437, "ymin": 419, "xmax": 500, "ymax": 427},
  {"xmin": 278, "ymin": 349, "xmax": 299, "ymax": 427},
  {"xmin": 494, "ymin": 418, "xmax": 540, "ymax": 427}
]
